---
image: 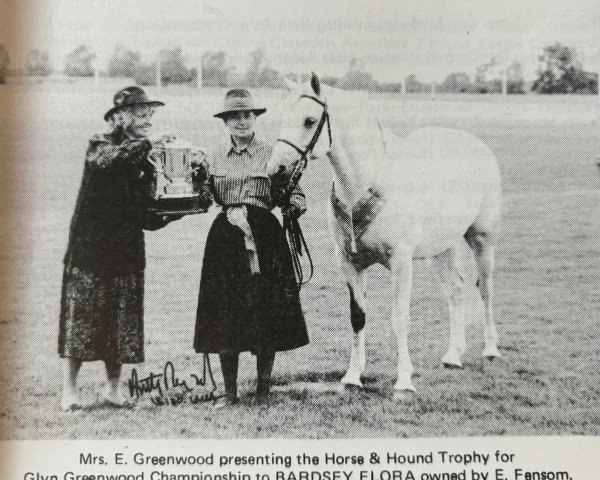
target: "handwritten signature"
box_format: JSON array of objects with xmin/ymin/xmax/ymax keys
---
[{"xmin": 128, "ymin": 360, "xmax": 219, "ymax": 406}]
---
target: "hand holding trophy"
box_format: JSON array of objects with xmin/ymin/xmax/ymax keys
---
[{"xmin": 142, "ymin": 136, "xmax": 212, "ymax": 216}]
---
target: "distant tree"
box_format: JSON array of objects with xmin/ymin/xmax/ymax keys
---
[
  {"xmin": 320, "ymin": 75, "xmax": 339, "ymax": 87},
  {"xmin": 585, "ymin": 72, "xmax": 598, "ymax": 94},
  {"xmin": 134, "ymin": 47, "xmax": 196, "ymax": 86},
  {"xmin": 245, "ymin": 47, "xmax": 267, "ymax": 87},
  {"xmin": 473, "ymin": 58, "xmax": 501, "ymax": 93},
  {"xmin": 256, "ymin": 68, "xmax": 285, "ymax": 88},
  {"xmin": 226, "ymin": 68, "xmax": 246, "ymax": 87},
  {"xmin": 158, "ymin": 47, "xmax": 196, "ymax": 85},
  {"xmin": 133, "ymin": 63, "xmax": 156, "ymax": 86},
  {"xmin": 337, "ymin": 71, "xmax": 377, "ymax": 91},
  {"xmin": 506, "ymin": 61, "xmax": 525, "ymax": 94},
  {"xmin": 25, "ymin": 49, "xmax": 53, "ymax": 76},
  {"xmin": 107, "ymin": 46, "xmax": 142, "ymax": 78},
  {"xmin": 201, "ymin": 50, "xmax": 230, "ymax": 87},
  {"xmin": 405, "ymin": 74, "xmax": 430, "ymax": 93},
  {"xmin": 375, "ymin": 81, "xmax": 403, "ymax": 93},
  {"xmin": 439, "ymin": 72, "xmax": 471, "ymax": 93},
  {"xmin": 0, "ymin": 44, "xmax": 9, "ymax": 83},
  {"xmin": 65, "ymin": 44, "xmax": 96, "ymax": 77},
  {"xmin": 533, "ymin": 43, "xmax": 596, "ymax": 94},
  {"xmin": 336, "ymin": 56, "xmax": 378, "ymax": 91},
  {"xmin": 243, "ymin": 47, "xmax": 285, "ymax": 88}
]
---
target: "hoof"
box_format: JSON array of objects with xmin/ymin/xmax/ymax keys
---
[
  {"xmin": 61, "ymin": 391, "xmax": 82, "ymax": 412},
  {"xmin": 392, "ymin": 389, "xmax": 415, "ymax": 402},
  {"xmin": 443, "ymin": 362, "xmax": 463, "ymax": 370},
  {"xmin": 442, "ymin": 351, "xmax": 463, "ymax": 368},
  {"xmin": 339, "ymin": 382, "xmax": 363, "ymax": 394},
  {"xmin": 482, "ymin": 347, "xmax": 501, "ymax": 360},
  {"xmin": 61, "ymin": 399, "xmax": 82, "ymax": 412},
  {"xmin": 340, "ymin": 373, "xmax": 363, "ymax": 390}
]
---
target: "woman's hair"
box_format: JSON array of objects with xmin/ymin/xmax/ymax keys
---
[{"xmin": 106, "ymin": 106, "xmax": 134, "ymax": 131}]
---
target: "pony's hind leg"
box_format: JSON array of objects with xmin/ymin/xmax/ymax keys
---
[
  {"xmin": 432, "ymin": 248, "xmax": 467, "ymax": 368},
  {"xmin": 340, "ymin": 258, "xmax": 367, "ymax": 389},
  {"xmin": 391, "ymin": 248, "xmax": 415, "ymax": 397},
  {"xmin": 465, "ymin": 226, "xmax": 500, "ymax": 359}
]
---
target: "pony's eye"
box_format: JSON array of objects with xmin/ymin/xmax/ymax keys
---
[{"xmin": 304, "ymin": 117, "xmax": 317, "ymax": 128}]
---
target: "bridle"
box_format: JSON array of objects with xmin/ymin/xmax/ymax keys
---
[
  {"xmin": 272, "ymin": 94, "xmax": 332, "ymax": 289},
  {"xmin": 274, "ymin": 94, "xmax": 332, "ymax": 200}
]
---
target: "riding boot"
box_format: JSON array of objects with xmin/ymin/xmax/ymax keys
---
[
  {"xmin": 217, "ymin": 352, "xmax": 239, "ymax": 407},
  {"xmin": 255, "ymin": 353, "xmax": 275, "ymax": 403}
]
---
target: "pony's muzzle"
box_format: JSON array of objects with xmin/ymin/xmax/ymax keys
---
[{"xmin": 267, "ymin": 141, "xmax": 299, "ymax": 177}]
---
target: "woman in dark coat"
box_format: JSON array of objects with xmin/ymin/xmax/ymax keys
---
[
  {"xmin": 194, "ymin": 89, "xmax": 309, "ymax": 407},
  {"xmin": 59, "ymin": 87, "xmax": 175, "ymax": 411}
]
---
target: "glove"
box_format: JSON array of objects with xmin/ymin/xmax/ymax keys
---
[
  {"xmin": 282, "ymin": 203, "xmax": 302, "ymax": 221},
  {"xmin": 192, "ymin": 160, "xmax": 209, "ymax": 184}
]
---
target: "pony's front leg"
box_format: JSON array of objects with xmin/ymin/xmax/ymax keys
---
[
  {"xmin": 432, "ymin": 248, "xmax": 466, "ymax": 368},
  {"xmin": 339, "ymin": 256, "xmax": 367, "ymax": 389},
  {"xmin": 390, "ymin": 249, "xmax": 415, "ymax": 397}
]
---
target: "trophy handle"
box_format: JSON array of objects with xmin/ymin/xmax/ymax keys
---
[{"xmin": 147, "ymin": 149, "xmax": 163, "ymax": 171}]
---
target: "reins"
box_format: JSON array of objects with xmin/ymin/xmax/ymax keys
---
[
  {"xmin": 284, "ymin": 214, "xmax": 313, "ymax": 289},
  {"xmin": 274, "ymin": 94, "xmax": 332, "ymax": 290}
]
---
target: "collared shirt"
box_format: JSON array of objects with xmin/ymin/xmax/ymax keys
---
[{"xmin": 206, "ymin": 135, "xmax": 306, "ymax": 212}]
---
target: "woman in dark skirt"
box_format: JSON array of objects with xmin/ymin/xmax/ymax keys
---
[
  {"xmin": 59, "ymin": 87, "xmax": 177, "ymax": 411},
  {"xmin": 194, "ymin": 89, "xmax": 309, "ymax": 407}
]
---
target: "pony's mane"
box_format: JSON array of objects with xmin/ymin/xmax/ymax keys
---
[{"xmin": 318, "ymin": 85, "xmax": 384, "ymax": 183}]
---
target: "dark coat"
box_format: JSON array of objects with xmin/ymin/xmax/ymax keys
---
[{"xmin": 63, "ymin": 128, "xmax": 169, "ymax": 276}]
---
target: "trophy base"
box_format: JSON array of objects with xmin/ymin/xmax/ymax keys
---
[{"xmin": 148, "ymin": 196, "xmax": 209, "ymax": 216}]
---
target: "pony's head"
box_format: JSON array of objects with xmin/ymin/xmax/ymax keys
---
[{"xmin": 267, "ymin": 73, "xmax": 332, "ymax": 184}]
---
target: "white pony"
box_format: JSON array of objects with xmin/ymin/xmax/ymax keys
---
[{"xmin": 267, "ymin": 74, "xmax": 502, "ymax": 398}]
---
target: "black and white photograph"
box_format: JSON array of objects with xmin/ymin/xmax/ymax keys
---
[{"xmin": 0, "ymin": 0, "xmax": 599, "ymax": 448}]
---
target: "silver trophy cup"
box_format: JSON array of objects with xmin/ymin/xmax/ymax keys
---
[{"xmin": 143, "ymin": 137, "xmax": 210, "ymax": 215}]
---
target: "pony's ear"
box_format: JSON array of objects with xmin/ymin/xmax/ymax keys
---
[
  {"xmin": 310, "ymin": 72, "xmax": 321, "ymax": 96},
  {"xmin": 281, "ymin": 75, "xmax": 297, "ymax": 92}
]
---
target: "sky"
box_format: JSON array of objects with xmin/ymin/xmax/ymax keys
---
[{"xmin": 1, "ymin": 0, "xmax": 600, "ymax": 82}]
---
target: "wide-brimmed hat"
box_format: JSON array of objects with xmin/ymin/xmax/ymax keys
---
[
  {"xmin": 213, "ymin": 89, "xmax": 266, "ymax": 119},
  {"xmin": 104, "ymin": 86, "xmax": 165, "ymax": 121}
]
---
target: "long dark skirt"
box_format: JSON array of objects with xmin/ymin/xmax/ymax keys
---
[
  {"xmin": 58, "ymin": 266, "xmax": 145, "ymax": 363},
  {"xmin": 194, "ymin": 206, "xmax": 308, "ymax": 354}
]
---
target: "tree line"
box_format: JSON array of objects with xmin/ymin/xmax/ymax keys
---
[{"xmin": 0, "ymin": 42, "xmax": 597, "ymax": 94}]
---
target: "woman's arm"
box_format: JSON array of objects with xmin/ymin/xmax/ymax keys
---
[
  {"xmin": 139, "ymin": 213, "xmax": 183, "ymax": 231},
  {"xmin": 85, "ymin": 135, "xmax": 152, "ymax": 170}
]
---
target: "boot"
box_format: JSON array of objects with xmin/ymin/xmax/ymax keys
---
[
  {"xmin": 255, "ymin": 353, "xmax": 275, "ymax": 404},
  {"xmin": 215, "ymin": 352, "xmax": 239, "ymax": 408}
]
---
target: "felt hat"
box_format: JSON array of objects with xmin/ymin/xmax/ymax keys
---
[
  {"xmin": 104, "ymin": 86, "xmax": 165, "ymax": 121},
  {"xmin": 213, "ymin": 89, "xmax": 266, "ymax": 119}
]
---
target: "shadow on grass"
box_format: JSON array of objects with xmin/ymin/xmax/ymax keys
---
[{"xmin": 270, "ymin": 370, "xmax": 384, "ymax": 396}]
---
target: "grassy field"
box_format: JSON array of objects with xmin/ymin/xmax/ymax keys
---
[{"xmin": 0, "ymin": 84, "xmax": 599, "ymax": 438}]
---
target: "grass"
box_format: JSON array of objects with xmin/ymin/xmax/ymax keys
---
[{"xmin": 0, "ymin": 85, "xmax": 599, "ymax": 438}]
